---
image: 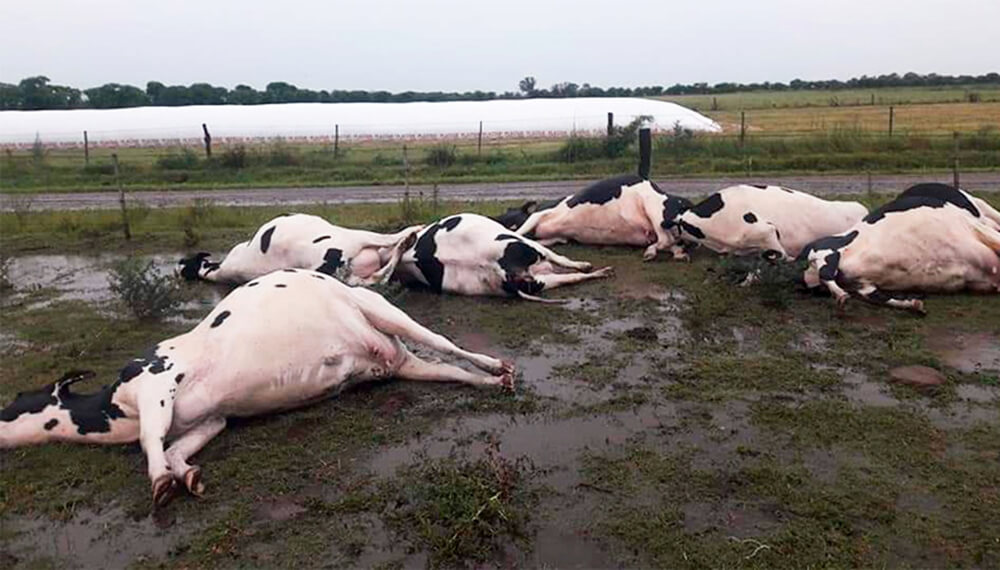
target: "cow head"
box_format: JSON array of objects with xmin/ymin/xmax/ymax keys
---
[
  {"xmin": 492, "ymin": 201, "xmax": 539, "ymax": 231},
  {"xmin": 177, "ymin": 252, "xmax": 212, "ymax": 281},
  {"xmin": 0, "ymin": 370, "xmax": 94, "ymax": 447}
]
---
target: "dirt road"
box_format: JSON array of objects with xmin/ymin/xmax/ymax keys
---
[{"xmin": 2, "ymin": 172, "xmax": 998, "ymax": 211}]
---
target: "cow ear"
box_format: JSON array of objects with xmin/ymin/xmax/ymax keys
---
[{"xmin": 523, "ymin": 201, "xmax": 538, "ymax": 214}]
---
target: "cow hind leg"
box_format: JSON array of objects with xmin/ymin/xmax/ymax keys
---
[
  {"xmin": 349, "ymin": 287, "xmax": 512, "ymax": 375},
  {"xmin": 856, "ymin": 283, "xmax": 925, "ymax": 314},
  {"xmin": 535, "ymin": 267, "xmax": 614, "ymax": 291},
  {"xmin": 165, "ymin": 417, "xmax": 227, "ymax": 497},
  {"xmin": 528, "ymin": 241, "xmax": 594, "ymax": 272},
  {"xmin": 395, "ymin": 349, "xmax": 513, "ymax": 390}
]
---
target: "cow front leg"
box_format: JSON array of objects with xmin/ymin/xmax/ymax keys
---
[
  {"xmin": 165, "ymin": 417, "xmax": 227, "ymax": 497},
  {"xmin": 395, "ymin": 349, "xmax": 514, "ymax": 390},
  {"xmin": 349, "ymin": 287, "xmax": 512, "ymax": 375},
  {"xmin": 534, "ymin": 267, "xmax": 614, "ymax": 291},
  {"xmin": 528, "ymin": 241, "xmax": 593, "ymax": 272},
  {"xmin": 856, "ymin": 284, "xmax": 926, "ymax": 314}
]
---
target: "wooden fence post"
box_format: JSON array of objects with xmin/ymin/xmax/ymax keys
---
[
  {"xmin": 334, "ymin": 124, "xmax": 339, "ymax": 157},
  {"xmin": 740, "ymin": 111, "xmax": 746, "ymax": 147},
  {"xmin": 111, "ymin": 153, "xmax": 131, "ymax": 241},
  {"xmin": 402, "ymin": 144, "xmax": 410, "ymax": 215},
  {"xmin": 953, "ymin": 132, "xmax": 960, "ymax": 189},
  {"xmin": 888, "ymin": 106, "xmax": 894, "ymax": 137},
  {"xmin": 202, "ymin": 123, "xmax": 212, "ymax": 158},
  {"xmin": 83, "ymin": 131, "xmax": 89, "ymax": 167},
  {"xmin": 606, "ymin": 112, "xmax": 614, "ymax": 157},
  {"xmin": 638, "ymin": 127, "xmax": 651, "ymax": 180},
  {"xmin": 477, "ymin": 121, "xmax": 483, "ymax": 157}
]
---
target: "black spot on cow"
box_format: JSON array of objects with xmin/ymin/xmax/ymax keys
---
[
  {"xmin": 688, "ymin": 193, "xmax": 725, "ymax": 218},
  {"xmin": 312, "ymin": 274, "xmax": 326, "ymax": 280},
  {"xmin": 797, "ymin": 230, "xmax": 860, "ymax": 262},
  {"xmin": 498, "ymin": 242, "xmax": 544, "ymax": 297},
  {"xmin": 743, "ymin": 212, "xmax": 758, "ymax": 224},
  {"xmin": 414, "ymin": 216, "xmax": 463, "ymax": 293},
  {"xmin": 177, "ymin": 252, "xmax": 212, "ymax": 282},
  {"xmin": 1, "ymin": 385, "xmax": 57, "ymax": 422},
  {"xmin": 210, "ymin": 310, "xmax": 232, "ymax": 328},
  {"xmin": 175, "ymin": 373, "xmax": 185, "ymax": 384},
  {"xmin": 750, "ymin": 184, "xmax": 768, "ymax": 189},
  {"xmin": 259, "ymin": 226, "xmax": 276, "ymax": 253},
  {"xmin": 275, "ymin": 284, "xmax": 287, "ymax": 288},
  {"xmin": 495, "ymin": 234, "xmax": 520, "ymax": 241},
  {"xmin": 160, "ymin": 400, "xmax": 165, "ymax": 407},
  {"xmin": 282, "ymin": 268, "xmax": 297, "ymax": 273},
  {"xmin": 44, "ymin": 418, "xmax": 58, "ymax": 430},
  {"xmin": 316, "ymin": 248, "xmax": 344, "ymax": 276},
  {"xmin": 567, "ymin": 174, "xmax": 644, "ymax": 208},
  {"xmin": 818, "ymin": 251, "xmax": 841, "ymax": 282},
  {"xmin": 247, "ymin": 281, "xmax": 259, "ymax": 287},
  {"xmin": 679, "ymin": 220, "xmax": 706, "ymax": 240},
  {"xmin": 661, "ymin": 195, "xmax": 694, "ymax": 231},
  {"xmin": 312, "ymin": 235, "xmax": 331, "ymax": 243},
  {"xmin": 864, "ymin": 183, "xmax": 977, "ymax": 224}
]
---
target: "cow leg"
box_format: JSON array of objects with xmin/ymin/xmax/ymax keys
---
[
  {"xmin": 349, "ymin": 287, "xmax": 511, "ymax": 375},
  {"xmin": 165, "ymin": 417, "xmax": 227, "ymax": 497},
  {"xmin": 136, "ymin": 382, "xmax": 181, "ymax": 508},
  {"xmin": 346, "ymin": 230, "xmax": 419, "ymax": 286},
  {"xmin": 534, "ymin": 267, "xmax": 614, "ymax": 290},
  {"xmin": 856, "ymin": 284, "xmax": 926, "ymax": 314},
  {"xmin": 538, "ymin": 237, "xmax": 568, "ymax": 246},
  {"xmin": 513, "ymin": 209, "xmax": 552, "ymax": 238},
  {"xmin": 527, "ymin": 241, "xmax": 593, "ymax": 272},
  {"xmin": 395, "ymin": 349, "xmax": 513, "ymax": 390}
]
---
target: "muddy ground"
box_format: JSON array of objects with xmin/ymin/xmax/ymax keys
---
[
  {"xmin": 3, "ymin": 171, "xmax": 999, "ymax": 211},
  {"xmin": 1, "ymin": 239, "xmax": 999, "ymax": 568}
]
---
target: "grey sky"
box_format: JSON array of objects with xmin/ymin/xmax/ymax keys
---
[{"xmin": 1, "ymin": 0, "xmax": 997, "ymax": 92}]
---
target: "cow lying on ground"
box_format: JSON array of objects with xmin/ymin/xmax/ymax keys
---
[
  {"xmin": 799, "ymin": 183, "xmax": 1000, "ymax": 313},
  {"xmin": 393, "ymin": 213, "xmax": 613, "ymax": 301},
  {"xmin": 493, "ymin": 174, "xmax": 694, "ymax": 260},
  {"xmin": 676, "ymin": 184, "xmax": 868, "ymax": 260},
  {"xmin": 177, "ymin": 214, "xmax": 422, "ymax": 285},
  {"xmin": 0, "ymin": 269, "xmax": 514, "ymax": 508}
]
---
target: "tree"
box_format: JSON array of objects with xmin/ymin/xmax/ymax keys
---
[
  {"xmin": 229, "ymin": 84, "xmax": 260, "ymax": 105},
  {"xmin": 518, "ymin": 76, "xmax": 536, "ymax": 96},
  {"xmin": 0, "ymin": 82, "xmax": 20, "ymax": 110},
  {"xmin": 84, "ymin": 83, "xmax": 150, "ymax": 108}
]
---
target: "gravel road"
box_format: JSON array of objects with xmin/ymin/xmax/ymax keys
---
[{"xmin": 2, "ymin": 172, "xmax": 997, "ymax": 211}]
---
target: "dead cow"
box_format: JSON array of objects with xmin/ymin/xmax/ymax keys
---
[
  {"xmin": 676, "ymin": 184, "xmax": 868, "ymax": 260},
  {"xmin": 494, "ymin": 174, "xmax": 694, "ymax": 260},
  {"xmin": 800, "ymin": 183, "xmax": 1000, "ymax": 313},
  {"xmin": 0, "ymin": 269, "xmax": 514, "ymax": 508},
  {"xmin": 393, "ymin": 213, "xmax": 613, "ymax": 301},
  {"xmin": 177, "ymin": 213, "xmax": 422, "ymax": 285}
]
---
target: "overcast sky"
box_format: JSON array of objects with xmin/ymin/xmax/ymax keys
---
[{"xmin": 1, "ymin": 0, "xmax": 997, "ymax": 92}]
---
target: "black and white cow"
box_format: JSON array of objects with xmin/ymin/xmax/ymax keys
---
[
  {"xmin": 493, "ymin": 174, "xmax": 694, "ymax": 261},
  {"xmin": 676, "ymin": 184, "xmax": 868, "ymax": 260},
  {"xmin": 0, "ymin": 269, "xmax": 514, "ymax": 508},
  {"xmin": 799, "ymin": 183, "xmax": 1000, "ymax": 313},
  {"xmin": 177, "ymin": 214, "xmax": 422, "ymax": 286},
  {"xmin": 393, "ymin": 213, "xmax": 613, "ymax": 301}
]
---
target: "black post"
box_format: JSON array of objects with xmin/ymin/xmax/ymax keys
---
[
  {"xmin": 477, "ymin": 121, "xmax": 483, "ymax": 157},
  {"xmin": 83, "ymin": 130, "xmax": 89, "ymax": 167},
  {"xmin": 606, "ymin": 112, "xmax": 614, "ymax": 137},
  {"xmin": 202, "ymin": 123, "xmax": 212, "ymax": 158},
  {"xmin": 740, "ymin": 111, "xmax": 746, "ymax": 147},
  {"xmin": 334, "ymin": 124, "xmax": 339, "ymax": 157},
  {"xmin": 638, "ymin": 127, "xmax": 651, "ymax": 180},
  {"xmin": 111, "ymin": 153, "xmax": 131, "ymax": 241},
  {"xmin": 888, "ymin": 106, "xmax": 894, "ymax": 137},
  {"xmin": 953, "ymin": 132, "xmax": 960, "ymax": 189}
]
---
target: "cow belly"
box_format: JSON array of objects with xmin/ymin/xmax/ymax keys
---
[
  {"xmin": 843, "ymin": 249, "xmax": 996, "ymax": 293},
  {"xmin": 536, "ymin": 215, "xmax": 652, "ymax": 246}
]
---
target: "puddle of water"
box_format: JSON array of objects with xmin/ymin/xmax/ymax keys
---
[
  {"xmin": 927, "ymin": 330, "xmax": 1000, "ymax": 375},
  {"xmin": 2, "ymin": 506, "xmax": 189, "ymax": 568},
  {"xmin": 955, "ymin": 384, "xmax": 999, "ymax": 404},
  {"xmin": 681, "ymin": 500, "xmax": 783, "ymax": 538},
  {"xmin": 792, "ymin": 330, "xmax": 828, "ymax": 353},
  {"xmin": 814, "ymin": 364, "xmax": 900, "ymax": 408}
]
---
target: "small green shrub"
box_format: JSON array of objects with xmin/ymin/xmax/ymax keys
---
[
  {"xmin": 219, "ymin": 144, "xmax": 248, "ymax": 169},
  {"xmin": 425, "ymin": 143, "xmax": 458, "ymax": 168},
  {"xmin": 717, "ymin": 255, "xmax": 804, "ymax": 309},
  {"xmin": 266, "ymin": 141, "xmax": 299, "ymax": 166},
  {"xmin": 156, "ymin": 148, "xmax": 200, "ymax": 170},
  {"xmin": 108, "ymin": 257, "xmax": 182, "ymax": 321},
  {"xmin": 556, "ymin": 115, "xmax": 650, "ymax": 162}
]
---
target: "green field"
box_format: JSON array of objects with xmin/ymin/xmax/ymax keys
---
[
  {"xmin": 2, "ymin": 86, "xmax": 999, "ymax": 194},
  {"xmin": 1, "ymin": 193, "xmax": 999, "ymax": 568}
]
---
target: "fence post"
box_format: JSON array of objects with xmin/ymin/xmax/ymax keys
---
[
  {"xmin": 402, "ymin": 144, "xmax": 410, "ymax": 209},
  {"xmin": 202, "ymin": 123, "xmax": 212, "ymax": 158},
  {"xmin": 334, "ymin": 124, "xmax": 339, "ymax": 157},
  {"xmin": 953, "ymin": 132, "xmax": 960, "ymax": 189},
  {"xmin": 477, "ymin": 121, "xmax": 483, "ymax": 157},
  {"xmin": 607, "ymin": 112, "xmax": 614, "ymax": 137},
  {"xmin": 111, "ymin": 153, "xmax": 131, "ymax": 241},
  {"xmin": 888, "ymin": 106, "xmax": 894, "ymax": 137},
  {"xmin": 83, "ymin": 130, "xmax": 89, "ymax": 167},
  {"xmin": 739, "ymin": 111, "xmax": 746, "ymax": 147},
  {"xmin": 638, "ymin": 127, "xmax": 651, "ymax": 179}
]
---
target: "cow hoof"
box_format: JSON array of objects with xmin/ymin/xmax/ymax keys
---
[
  {"xmin": 596, "ymin": 266, "xmax": 615, "ymax": 278},
  {"xmin": 499, "ymin": 368, "xmax": 516, "ymax": 392},
  {"xmin": 910, "ymin": 300, "xmax": 927, "ymax": 316},
  {"xmin": 399, "ymin": 231, "xmax": 419, "ymax": 251},
  {"xmin": 579, "ymin": 262, "xmax": 594, "ymax": 273},
  {"xmin": 642, "ymin": 251, "xmax": 657, "ymax": 262},
  {"xmin": 184, "ymin": 467, "xmax": 205, "ymax": 497},
  {"xmin": 152, "ymin": 475, "xmax": 179, "ymax": 509}
]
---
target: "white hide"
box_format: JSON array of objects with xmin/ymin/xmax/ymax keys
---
[{"xmin": 678, "ymin": 185, "xmax": 868, "ymax": 258}]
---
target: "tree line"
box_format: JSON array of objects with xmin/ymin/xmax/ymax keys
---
[{"xmin": 2, "ymin": 72, "xmax": 997, "ymax": 111}]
